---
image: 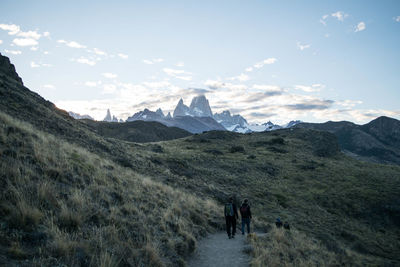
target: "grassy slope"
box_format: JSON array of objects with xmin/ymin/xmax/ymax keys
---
[
  {"xmin": 0, "ymin": 112, "xmax": 221, "ymax": 266},
  {"xmin": 133, "ymin": 130, "xmax": 400, "ymax": 266},
  {"xmin": 1, "ymin": 58, "xmax": 399, "ymax": 265},
  {"xmin": 1, "ymin": 110, "xmax": 399, "ymax": 266}
]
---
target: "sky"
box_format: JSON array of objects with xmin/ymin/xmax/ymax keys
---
[{"xmin": 1, "ymin": 0, "xmax": 400, "ymax": 125}]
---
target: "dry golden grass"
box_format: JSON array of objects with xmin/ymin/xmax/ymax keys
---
[
  {"xmin": 0, "ymin": 111, "xmax": 222, "ymax": 266},
  {"xmin": 248, "ymin": 227, "xmax": 384, "ymax": 267}
]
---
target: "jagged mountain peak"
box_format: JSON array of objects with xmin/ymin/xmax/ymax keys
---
[
  {"xmin": 189, "ymin": 95, "xmax": 213, "ymax": 117},
  {"xmin": 103, "ymin": 109, "xmax": 119, "ymax": 122},
  {"xmin": 156, "ymin": 108, "xmax": 165, "ymax": 117},
  {"xmin": 173, "ymin": 98, "xmax": 190, "ymax": 117}
]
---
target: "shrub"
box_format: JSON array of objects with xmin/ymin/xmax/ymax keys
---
[{"xmin": 230, "ymin": 145, "xmax": 245, "ymax": 153}]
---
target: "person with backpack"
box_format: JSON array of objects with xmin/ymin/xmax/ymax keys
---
[
  {"xmin": 224, "ymin": 196, "xmax": 238, "ymax": 239},
  {"xmin": 275, "ymin": 218, "xmax": 283, "ymax": 228},
  {"xmin": 239, "ymin": 199, "xmax": 252, "ymax": 235}
]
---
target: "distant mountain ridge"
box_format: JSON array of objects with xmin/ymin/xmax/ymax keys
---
[
  {"xmin": 123, "ymin": 94, "xmax": 301, "ymax": 133},
  {"xmin": 295, "ymin": 116, "xmax": 400, "ymax": 165}
]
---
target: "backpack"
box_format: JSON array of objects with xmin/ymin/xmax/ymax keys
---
[
  {"xmin": 225, "ymin": 203, "xmax": 234, "ymax": 216},
  {"xmin": 240, "ymin": 204, "xmax": 248, "ymax": 214}
]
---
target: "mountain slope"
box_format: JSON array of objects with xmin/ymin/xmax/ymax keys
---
[
  {"xmin": 295, "ymin": 118, "xmax": 400, "ymax": 165},
  {"xmin": 82, "ymin": 119, "xmax": 191, "ymax": 143},
  {"xmin": 1, "ymin": 53, "xmax": 399, "ymax": 266}
]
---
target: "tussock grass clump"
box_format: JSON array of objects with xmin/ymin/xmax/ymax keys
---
[{"xmin": 248, "ymin": 227, "xmax": 369, "ymax": 266}]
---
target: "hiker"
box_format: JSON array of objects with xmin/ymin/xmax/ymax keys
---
[
  {"xmin": 239, "ymin": 199, "xmax": 252, "ymax": 235},
  {"xmin": 283, "ymin": 221, "xmax": 290, "ymax": 230},
  {"xmin": 224, "ymin": 196, "xmax": 238, "ymax": 239},
  {"xmin": 275, "ymin": 218, "xmax": 283, "ymax": 228}
]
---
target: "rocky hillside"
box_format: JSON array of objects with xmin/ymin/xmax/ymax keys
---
[{"xmin": 295, "ymin": 117, "xmax": 400, "ymax": 165}]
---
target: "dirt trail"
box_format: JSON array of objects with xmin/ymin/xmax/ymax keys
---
[{"xmin": 188, "ymin": 232, "xmax": 251, "ymax": 267}]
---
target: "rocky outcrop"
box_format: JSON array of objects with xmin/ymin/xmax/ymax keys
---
[{"xmin": 0, "ymin": 53, "xmax": 23, "ymax": 85}]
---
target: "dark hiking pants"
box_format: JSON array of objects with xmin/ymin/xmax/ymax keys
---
[
  {"xmin": 241, "ymin": 218, "xmax": 251, "ymax": 234},
  {"xmin": 225, "ymin": 216, "xmax": 236, "ymax": 237}
]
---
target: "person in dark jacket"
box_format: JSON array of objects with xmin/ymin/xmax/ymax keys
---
[
  {"xmin": 224, "ymin": 197, "xmax": 239, "ymax": 239},
  {"xmin": 283, "ymin": 221, "xmax": 290, "ymax": 230},
  {"xmin": 275, "ymin": 218, "xmax": 283, "ymax": 228},
  {"xmin": 239, "ymin": 199, "xmax": 252, "ymax": 235}
]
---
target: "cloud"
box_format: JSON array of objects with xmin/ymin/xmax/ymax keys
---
[
  {"xmin": 143, "ymin": 58, "xmax": 164, "ymax": 64},
  {"xmin": 30, "ymin": 62, "xmax": 40, "ymax": 68},
  {"xmin": 204, "ymin": 80, "xmax": 247, "ymax": 91},
  {"xmin": 43, "ymin": 31, "xmax": 50, "ymax": 37},
  {"xmin": 102, "ymin": 72, "xmax": 118, "ymax": 79},
  {"xmin": 245, "ymin": 67, "xmax": 253, "ymax": 72},
  {"xmin": 297, "ymin": 42, "xmax": 311, "ymax": 51},
  {"xmin": 294, "ymin": 84, "xmax": 325, "ymax": 92},
  {"xmin": 249, "ymin": 112, "xmax": 277, "ymax": 118},
  {"xmin": 73, "ymin": 57, "xmax": 96, "ymax": 66},
  {"xmin": 17, "ymin": 30, "xmax": 41, "ymax": 40},
  {"xmin": 4, "ymin": 49, "xmax": 22, "ymax": 55},
  {"xmin": 252, "ymin": 58, "xmax": 277, "ymax": 69},
  {"xmin": 30, "ymin": 61, "xmax": 52, "ymax": 68},
  {"xmin": 57, "ymin": 39, "xmax": 86, "ymax": 49},
  {"xmin": 13, "ymin": 38, "xmax": 38, "ymax": 46},
  {"xmin": 331, "ymin": 11, "xmax": 348, "ymax": 21},
  {"xmin": 30, "ymin": 47, "xmax": 38, "ymax": 51},
  {"xmin": 85, "ymin": 81, "xmax": 100, "ymax": 87},
  {"xmin": 175, "ymin": 76, "xmax": 192, "ymax": 81},
  {"xmin": 43, "ymin": 84, "xmax": 55, "ymax": 89},
  {"xmin": 163, "ymin": 68, "xmax": 192, "ymax": 80},
  {"xmin": 205, "ymin": 80, "xmax": 225, "ymax": 90},
  {"xmin": 336, "ymin": 100, "xmax": 362, "ymax": 107},
  {"xmin": 395, "ymin": 16, "xmax": 400, "ymax": 22},
  {"xmin": 176, "ymin": 62, "xmax": 184, "ymax": 67},
  {"xmin": 320, "ymin": 14, "xmax": 329, "ymax": 26},
  {"xmin": 252, "ymin": 84, "xmax": 283, "ymax": 96},
  {"xmin": 228, "ymin": 73, "xmax": 250, "ymax": 82},
  {"xmin": 285, "ymin": 100, "xmax": 334, "ymax": 110},
  {"xmin": 102, "ymin": 84, "xmax": 117, "ymax": 94},
  {"xmin": 92, "ymin": 48, "xmax": 106, "ymax": 56},
  {"xmin": 118, "ymin": 53, "xmax": 128, "ymax": 59},
  {"xmin": 355, "ymin": 22, "xmax": 366, "ymax": 32},
  {"xmin": 0, "ymin": 40, "xmax": 2, "ymax": 44},
  {"xmin": 142, "ymin": 81, "xmax": 171, "ymax": 89},
  {"xmin": 0, "ymin": 24, "xmax": 20, "ymax": 35}
]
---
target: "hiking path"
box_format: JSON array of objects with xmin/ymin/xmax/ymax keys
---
[{"xmin": 188, "ymin": 232, "xmax": 252, "ymax": 267}]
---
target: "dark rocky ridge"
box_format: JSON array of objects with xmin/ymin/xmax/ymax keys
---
[
  {"xmin": 0, "ymin": 52, "xmax": 23, "ymax": 85},
  {"xmin": 295, "ymin": 117, "xmax": 400, "ymax": 165}
]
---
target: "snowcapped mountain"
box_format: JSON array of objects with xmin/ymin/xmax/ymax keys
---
[
  {"xmin": 173, "ymin": 95, "xmax": 213, "ymax": 118},
  {"xmin": 213, "ymin": 110, "xmax": 283, "ymax": 133},
  {"xmin": 126, "ymin": 107, "xmax": 224, "ymax": 133},
  {"xmin": 127, "ymin": 108, "xmax": 164, "ymax": 121},
  {"xmin": 283, "ymin": 120, "xmax": 302, "ymax": 128},
  {"xmin": 189, "ymin": 95, "xmax": 213, "ymax": 117},
  {"xmin": 173, "ymin": 99, "xmax": 190, "ymax": 117},
  {"xmin": 126, "ymin": 95, "xmax": 303, "ymax": 134},
  {"xmin": 213, "ymin": 110, "xmax": 248, "ymax": 129},
  {"xmin": 68, "ymin": 111, "xmax": 94, "ymax": 120},
  {"xmin": 103, "ymin": 109, "xmax": 119, "ymax": 122}
]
